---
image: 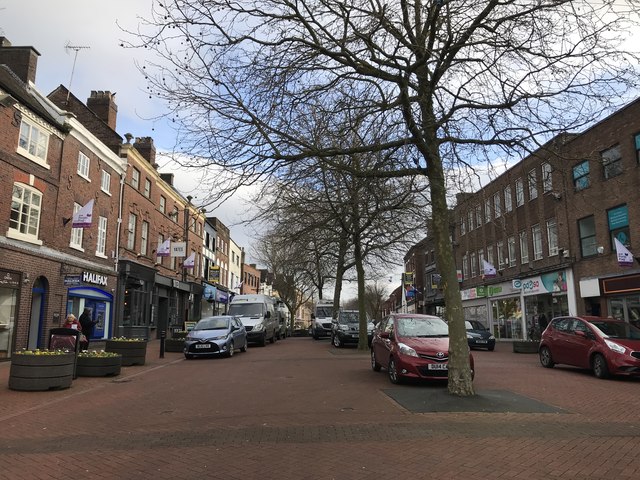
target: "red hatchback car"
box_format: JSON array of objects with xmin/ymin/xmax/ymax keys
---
[
  {"xmin": 539, "ymin": 316, "xmax": 640, "ymax": 379},
  {"xmin": 370, "ymin": 313, "xmax": 474, "ymax": 384}
]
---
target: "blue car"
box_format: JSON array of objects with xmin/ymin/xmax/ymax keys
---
[{"xmin": 184, "ymin": 316, "xmax": 248, "ymax": 359}]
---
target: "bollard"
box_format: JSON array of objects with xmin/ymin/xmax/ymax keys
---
[{"xmin": 159, "ymin": 330, "xmax": 166, "ymax": 358}]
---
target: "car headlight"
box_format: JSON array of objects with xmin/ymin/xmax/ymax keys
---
[
  {"xmin": 466, "ymin": 333, "xmax": 472, "ymax": 339},
  {"xmin": 338, "ymin": 325, "xmax": 349, "ymax": 332},
  {"xmin": 211, "ymin": 335, "xmax": 227, "ymax": 340},
  {"xmin": 252, "ymin": 323, "xmax": 265, "ymax": 332},
  {"xmin": 185, "ymin": 336, "xmax": 194, "ymax": 342},
  {"xmin": 605, "ymin": 339, "xmax": 626, "ymax": 354},
  {"xmin": 397, "ymin": 342, "xmax": 418, "ymax": 357},
  {"xmin": 489, "ymin": 335, "xmax": 495, "ymax": 340}
]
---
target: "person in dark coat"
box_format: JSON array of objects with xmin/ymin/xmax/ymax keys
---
[{"xmin": 79, "ymin": 308, "xmax": 96, "ymax": 350}]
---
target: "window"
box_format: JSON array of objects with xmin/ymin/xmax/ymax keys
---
[
  {"xmin": 96, "ymin": 217, "xmax": 107, "ymax": 256},
  {"xmin": 462, "ymin": 253, "xmax": 469, "ymax": 279},
  {"xmin": 519, "ymin": 231, "xmax": 529, "ymax": 263},
  {"xmin": 497, "ymin": 240, "xmax": 506, "ymax": 268},
  {"xmin": 70, "ymin": 203, "xmax": 84, "ymax": 249},
  {"xmin": 635, "ymin": 134, "xmax": 640, "ymax": 163},
  {"xmin": 470, "ymin": 252, "xmax": 477, "ymax": 277},
  {"xmin": 532, "ymin": 224, "xmax": 543, "ymax": 260},
  {"xmin": 143, "ymin": 178, "xmax": 151, "ymax": 198},
  {"xmin": 18, "ymin": 118, "xmax": 49, "ymax": 165},
  {"xmin": 602, "ymin": 145, "xmax": 622, "ymax": 180},
  {"xmin": 159, "ymin": 196, "xmax": 166, "ymax": 214},
  {"xmin": 478, "ymin": 250, "xmax": 485, "ymax": 275},
  {"xmin": 578, "ymin": 216, "xmax": 597, "ymax": 257},
  {"xmin": 101, "ymin": 170, "xmax": 111, "ymax": 194},
  {"xmin": 486, "ymin": 244, "xmax": 494, "ymax": 266},
  {"xmin": 475, "ymin": 204, "xmax": 482, "ymax": 227},
  {"xmin": 508, "ymin": 236, "xmax": 517, "ymax": 267},
  {"xmin": 515, "ymin": 178, "xmax": 524, "ymax": 206},
  {"xmin": 468, "ymin": 210, "xmax": 474, "ymax": 231},
  {"xmin": 131, "ymin": 168, "xmax": 140, "ymax": 189},
  {"xmin": 127, "ymin": 213, "xmax": 137, "ymax": 250},
  {"xmin": 493, "ymin": 193, "xmax": 501, "ymax": 218},
  {"xmin": 77, "ymin": 152, "xmax": 91, "ymax": 179},
  {"xmin": 141, "ymin": 221, "xmax": 149, "ymax": 256},
  {"xmin": 485, "ymin": 199, "xmax": 491, "ymax": 224},
  {"xmin": 528, "ymin": 169, "xmax": 538, "ymax": 200},
  {"xmin": 542, "ymin": 163, "xmax": 553, "ymax": 192},
  {"xmin": 156, "ymin": 234, "xmax": 164, "ymax": 265},
  {"xmin": 9, "ymin": 183, "xmax": 42, "ymax": 241},
  {"xmin": 573, "ymin": 161, "xmax": 590, "ymax": 190},
  {"xmin": 504, "ymin": 186, "xmax": 512, "ymax": 212},
  {"xmin": 460, "ymin": 217, "xmax": 466, "ymax": 236},
  {"xmin": 546, "ymin": 218, "xmax": 558, "ymax": 256},
  {"xmin": 607, "ymin": 205, "xmax": 630, "ymax": 248}
]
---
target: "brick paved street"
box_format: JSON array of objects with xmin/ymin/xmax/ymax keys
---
[{"xmin": 1, "ymin": 337, "xmax": 640, "ymax": 479}]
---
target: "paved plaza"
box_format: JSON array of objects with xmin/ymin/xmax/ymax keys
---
[{"xmin": 1, "ymin": 336, "xmax": 639, "ymax": 479}]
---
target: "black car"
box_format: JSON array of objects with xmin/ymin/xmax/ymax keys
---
[
  {"xmin": 466, "ymin": 320, "xmax": 495, "ymax": 351},
  {"xmin": 331, "ymin": 310, "xmax": 374, "ymax": 348}
]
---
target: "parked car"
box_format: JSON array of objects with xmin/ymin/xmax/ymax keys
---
[
  {"xmin": 184, "ymin": 315, "xmax": 248, "ymax": 359},
  {"xmin": 311, "ymin": 301, "xmax": 334, "ymax": 339},
  {"xmin": 227, "ymin": 294, "xmax": 278, "ymax": 346},
  {"xmin": 466, "ymin": 320, "xmax": 496, "ymax": 351},
  {"xmin": 539, "ymin": 316, "xmax": 640, "ymax": 379},
  {"xmin": 292, "ymin": 319, "xmax": 309, "ymax": 337},
  {"xmin": 330, "ymin": 309, "xmax": 374, "ymax": 348},
  {"xmin": 370, "ymin": 313, "xmax": 474, "ymax": 384}
]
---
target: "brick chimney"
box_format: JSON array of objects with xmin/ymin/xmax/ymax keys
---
[
  {"xmin": 160, "ymin": 173, "xmax": 174, "ymax": 186},
  {"xmin": 87, "ymin": 90, "xmax": 118, "ymax": 130},
  {"xmin": 133, "ymin": 136, "xmax": 157, "ymax": 165},
  {"xmin": 0, "ymin": 37, "xmax": 40, "ymax": 84}
]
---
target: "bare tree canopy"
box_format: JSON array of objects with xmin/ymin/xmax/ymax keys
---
[{"xmin": 127, "ymin": 0, "xmax": 640, "ymax": 396}]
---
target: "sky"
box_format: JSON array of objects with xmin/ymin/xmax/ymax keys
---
[{"xmin": 0, "ymin": 0, "xmax": 258, "ymax": 260}]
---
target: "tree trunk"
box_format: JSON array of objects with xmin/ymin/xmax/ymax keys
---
[{"xmin": 353, "ymin": 231, "xmax": 368, "ymax": 351}]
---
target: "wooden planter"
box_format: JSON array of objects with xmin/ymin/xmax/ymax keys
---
[
  {"xmin": 76, "ymin": 354, "xmax": 122, "ymax": 377},
  {"xmin": 9, "ymin": 353, "xmax": 75, "ymax": 391},
  {"xmin": 512, "ymin": 341, "xmax": 540, "ymax": 354},
  {"xmin": 105, "ymin": 340, "xmax": 147, "ymax": 366},
  {"xmin": 164, "ymin": 338, "xmax": 185, "ymax": 353}
]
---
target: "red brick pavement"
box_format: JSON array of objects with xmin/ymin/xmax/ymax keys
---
[{"xmin": 1, "ymin": 338, "xmax": 639, "ymax": 479}]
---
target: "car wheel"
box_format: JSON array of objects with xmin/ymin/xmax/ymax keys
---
[
  {"xmin": 312, "ymin": 334, "xmax": 319, "ymax": 340},
  {"xmin": 371, "ymin": 349, "xmax": 381, "ymax": 372},
  {"xmin": 184, "ymin": 354, "xmax": 193, "ymax": 360},
  {"xmin": 240, "ymin": 339, "xmax": 248, "ymax": 352},
  {"xmin": 539, "ymin": 346, "xmax": 555, "ymax": 368},
  {"xmin": 488, "ymin": 345, "xmax": 495, "ymax": 351},
  {"xmin": 388, "ymin": 357, "xmax": 402, "ymax": 384},
  {"xmin": 592, "ymin": 353, "xmax": 611, "ymax": 379},
  {"xmin": 259, "ymin": 333, "xmax": 267, "ymax": 347},
  {"xmin": 269, "ymin": 332, "xmax": 276, "ymax": 343},
  {"xmin": 227, "ymin": 341, "xmax": 235, "ymax": 357},
  {"xmin": 332, "ymin": 334, "xmax": 342, "ymax": 348}
]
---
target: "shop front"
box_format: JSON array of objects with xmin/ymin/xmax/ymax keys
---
[
  {"xmin": 601, "ymin": 273, "xmax": 640, "ymax": 328},
  {"xmin": 0, "ymin": 270, "xmax": 20, "ymax": 359}
]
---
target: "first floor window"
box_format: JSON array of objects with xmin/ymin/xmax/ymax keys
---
[
  {"xmin": 547, "ymin": 219, "xmax": 558, "ymax": 256},
  {"xmin": 515, "ymin": 178, "xmax": 524, "ymax": 206},
  {"xmin": 578, "ymin": 216, "xmax": 597, "ymax": 257},
  {"xmin": 508, "ymin": 236, "xmax": 517, "ymax": 267},
  {"xmin": 141, "ymin": 221, "xmax": 149, "ymax": 256},
  {"xmin": 101, "ymin": 170, "xmax": 111, "ymax": 194},
  {"xmin": 470, "ymin": 252, "xmax": 477, "ymax": 277},
  {"xmin": 10, "ymin": 183, "xmax": 42, "ymax": 239},
  {"xmin": 532, "ymin": 224, "xmax": 543, "ymax": 260},
  {"xmin": 497, "ymin": 241, "xmax": 506, "ymax": 268},
  {"xmin": 77, "ymin": 151, "xmax": 90, "ymax": 178},
  {"xmin": 462, "ymin": 253, "xmax": 469, "ymax": 279},
  {"xmin": 519, "ymin": 231, "xmax": 529, "ymax": 264},
  {"xmin": 70, "ymin": 203, "xmax": 84, "ymax": 249},
  {"xmin": 156, "ymin": 235, "xmax": 164, "ymax": 265},
  {"xmin": 127, "ymin": 213, "xmax": 137, "ymax": 250},
  {"xmin": 96, "ymin": 217, "xmax": 107, "ymax": 256},
  {"xmin": 504, "ymin": 186, "xmax": 513, "ymax": 212}
]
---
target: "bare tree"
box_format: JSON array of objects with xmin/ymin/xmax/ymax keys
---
[{"xmin": 129, "ymin": 0, "xmax": 640, "ymax": 396}]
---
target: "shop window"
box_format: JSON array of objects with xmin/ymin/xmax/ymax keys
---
[
  {"xmin": 578, "ymin": 215, "xmax": 597, "ymax": 257},
  {"xmin": 607, "ymin": 204, "xmax": 630, "ymax": 248},
  {"xmin": 573, "ymin": 161, "xmax": 590, "ymax": 191},
  {"xmin": 515, "ymin": 178, "xmax": 524, "ymax": 206},
  {"xmin": 602, "ymin": 145, "xmax": 622, "ymax": 180}
]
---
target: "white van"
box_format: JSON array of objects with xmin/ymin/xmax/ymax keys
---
[{"xmin": 228, "ymin": 294, "xmax": 278, "ymax": 346}]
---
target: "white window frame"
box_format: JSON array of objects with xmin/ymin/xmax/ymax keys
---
[
  {"xmin": 519, "ymin": 231, "xmax": 529, "ymax": 264},
  {"xmin": 542, "ymin": 163, "xmax": 553, "ymax": 192},
  {"xmin": 508, "ymin": 236, "xmax": 517, "ymax": 267},
  {"xmin": 159, "ymin": 196, "xmax": 166, "ymax": 214},
  {"xmin": 131, "ymin": 168, "xmax": 140, "ymax": 189},
  {"xmin": 470, "ymin": 252, "xmax": 477, "ymax": 278},
  {"xmin": 493, "ymin": 193, "xmax": 501, "ymax": 218},
  {"xmin": 497, "ymin": 240, "xmax": 506, "ymax": 269},
  {"xmin": 156, "ymin": 235, "xmax": 164, "ymax": 265},
  {"xmin": 144, "ymin": 178, "xmax": 151, "ymax": 198},
  {"xmin": 475, "ymin": 204, "xmax": 482, "ymax": 227},
  {"xmin": 504, "ymin": 186, "xmax": 513, "ymax": 212},
  {"xmin": 468, "ymin": 210, "xmax": 474, "ymax": 231},
  {"xmin": 96, "ymin": 216, "xmax": 107, "ymax": 257},
  {"xmin": 547, "ymin": 218, "xmax": 558, "ymax": 256},
  {"xmin": 515, "ymin": 178, "xmax": 524, "ymax": 206},
  {"xmin": 487, "ymin": 244, "xmax": 494, "ymax": 266},
  {"xmin": 70, "ymin": 203, "xmax": 84, "ymax": 250},
  {"xmin": 485, "ymin": 199, "xmax": 491, "ymax": 224},
  {"xmin": 77, "ymin": 151, "xmax": 90, "ymax": 179},
  {"xmin": 8, "ymin": 183, "xmax": 43, "ymax": 244},
  {"xmin": 532, "ymin": 224, "xmax": 543, "ymax": 260},
  {"xmin": 18, "ymin": 117, "xmax": 50, "ymax": 167},
  {"xmin": 127, "ymin": 213, "xmax": 137, "ymax": 250},
  {"xmin": 101, "ymin": 170, "xmax": 111, "ymax": 194},
  {"xmin": 460, "ymin": 217, "xmax": 466, "ymax": 236},
  {"xmin": 528, "ymin": 169, "xmax": 538, "ymax": 200},
  {"xmin": 478, "ymin": 250, "xmax": 485, "ymax": 275}
]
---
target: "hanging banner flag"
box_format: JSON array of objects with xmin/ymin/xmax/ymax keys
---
[
  {"xmin": 72, "ymin": 199, "xmax": 94, "ymax": 228},
  {"xmin": 157, "ymin": 239, "xmax": 171, "ymax": 257},
  {"xmin": 183, "ymin": 252, "xmax": 196, "ymax": 269},
  {"xmin": 614, "ymin": 238, "xmax": 634, "ymax": 267},
  {"xmin": 482, "ymin": 260, "xmax": 497, "ymax": 278}
]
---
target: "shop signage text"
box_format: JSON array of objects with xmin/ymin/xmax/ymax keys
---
[{"xmin": 82, "ymin": 271, "xmax": 108, "ymax": 286}]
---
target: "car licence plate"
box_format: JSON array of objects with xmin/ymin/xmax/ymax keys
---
[
  {"xmin": 428, "ymin": 363, "xmax": 448, "ymax": 370},
  {"xmin": 475, "ymin": 340, "xmax": 487, "ymax": 344},
  {"xmin": 195, "ymin": 344, "xmax": 211, "ymax": 349}
]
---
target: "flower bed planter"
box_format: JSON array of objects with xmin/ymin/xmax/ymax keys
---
[
  {"xmin": 9, "ymin": 352, "xmax": 75, "ymax": 391},
  {"xmin": 105, "ymin": 340, "xmax": 147, "ymax": 366},
  {"xmin": 164, "ymin": 338, "xmax": 185, "ymax": 353},
  {"xmin": 76, "ymin": 353, "xmax": 122, "ymax": 377},
  {"xmin": 512, "ymin": 340, "xmax": 540, "ymax": 354}
]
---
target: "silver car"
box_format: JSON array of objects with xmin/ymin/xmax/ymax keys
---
[{"xmin": 184, "ymin": 316, "xmax": 248, "ymax": 359}]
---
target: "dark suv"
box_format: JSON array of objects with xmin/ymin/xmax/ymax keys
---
[{"xmin": 331, "ymin": 310, "xmax": 374, "ymax": 348}]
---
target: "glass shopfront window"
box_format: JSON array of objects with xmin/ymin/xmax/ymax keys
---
[
  {"xmin": 463, "ymin": 304, "xmax": 489, "ymax": 329},
  {"xmin": 608, "ymin": 295, "xmax": 640, "ymax": 328},
  {"xmin": 491, "ymin": 297, "xmax": 523, "ymax": 340}
]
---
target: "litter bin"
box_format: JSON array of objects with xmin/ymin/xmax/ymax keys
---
[{"xmin": 48, "ymin": 328, "xmax": 82, "ymax": 378}]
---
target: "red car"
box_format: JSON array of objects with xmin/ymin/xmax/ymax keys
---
[
  {"xmin": 539, "ymin": 316, "xmax": 640, "ymax": 379},
  {"xmin": 370, "ymin": 313, "xmax": 474, "ymax": 384}
]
